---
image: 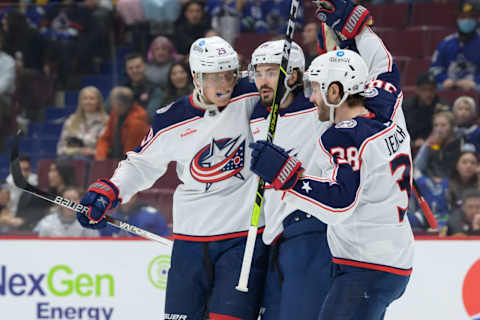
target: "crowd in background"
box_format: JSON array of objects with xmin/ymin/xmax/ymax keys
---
[{"xmin": 1, "ymin": 0, "xmax": 480, "ymax": 238}]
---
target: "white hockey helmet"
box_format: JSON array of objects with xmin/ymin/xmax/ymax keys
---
[
  {"xmin": 250, "ymin": 40, "xmax": 305, "ymax": 104},
  {"xmin": 304, "ymin": 49, "xmax": 369, "ymax": 121},
  {"xmin": 250, "ymin": 40, "xmax": 305, "ymax": 76},
  {"xmin": 189, "ymin": 36, "xmax": 239, "ymax": 77}
]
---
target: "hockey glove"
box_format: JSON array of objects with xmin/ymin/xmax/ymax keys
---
[
  {"xmin": 313, "ymin": 0, "xmax": 373, "ymax": 40},
  {"xmin": 77, "ymin": 179, "xmax": 120, "ymax": 229},
  {"xmin": 249, "ymin": 140, "xmax": 304, "ymax": 191},
  {"xmin": 317, "ymin": 22, "xmax": 338, "ymax": 55}
]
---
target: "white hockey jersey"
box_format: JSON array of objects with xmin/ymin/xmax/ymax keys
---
[
  {"xmin": 282, "ymin": 27, "xmax": 414, "ymax": 275},
  {"xmin": 250, "ymin": 94, "xmax": 329, "ymax": 244},
  {"xmin": 110, "ymin": 79, "xmax": 263, "ymax": 240},
  {"xmin": 284, "ymin": 117, "xmax": 414, "ymax": 275}
]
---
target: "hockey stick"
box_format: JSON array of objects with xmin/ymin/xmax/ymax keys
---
[
  {"xmin": 412, "ymin": 179, "xmax": 438, "ymax": 230},
  {"xmin": 9, "ymin": 134, "xmax": 172, "ymax": 246},
  {"xmin": 236, "ymin": 0, "xmax": 301, "ymax": 292}
]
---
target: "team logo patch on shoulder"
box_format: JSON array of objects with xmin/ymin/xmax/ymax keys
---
[
  {"xmin": 335, "ymin": 119, "xmax": 357, "ymax": 129},
  {"xmin": 156, "ymin": 103, "xmax": 174, "ymax": 114},
  {"xmin": 361, "ymin": 87, "xmax": 378, "ymax": 98}
]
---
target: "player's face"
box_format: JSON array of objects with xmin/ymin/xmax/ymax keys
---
[
  {"xmin": 254, "ymin": 64, "xmax": 280, "ymax": 107},
  {"xmin": 309, "ymin": 82, "xmax": 330, "ymax": 121},
  {"xmin": 201, "ymin": 70, "xmax": 236, "ymax": 106}
]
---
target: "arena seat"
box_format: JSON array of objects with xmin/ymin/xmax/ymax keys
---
[
  {"xmin": 367, "ymin": 3, "xmax": 409, "ymax": 29},
  {"xmin": 410, "ymin": 2, "xmax": 457, "ymax": 27},
  {"xmin": 403, "ymin": 58, "xmax": 431, "ymax": 87}
]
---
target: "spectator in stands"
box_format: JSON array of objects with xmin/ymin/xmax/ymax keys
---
[
  {"xmin": 96, "ymin": 87, "xmax": 150, "ymax": 160},
  {"xmin": 84, "ymin": 0, "xmax": 113, "ymax": 67},
  {"xmin": 5, "ymin": 154, "xmax": 38, "ymax": 214},
  {"xmin": 35, "ymin": 186, "xmax": 99, "ymax": 237},
  {"xmin": 207, "ymin": 0, "xmax": 243, "ymax": 45},
  {"xmin": 41, "ymin": 0, "xmax": 102, "ymax": 74},
  {"xmin": 0, "ymin": 184, "xmax": 23, "ymax": 233},
  {"xmin": 204, "ymin": 28, "xmax": 220, "ymax": 38},
  {"xmin": 302, "ymin": 22, "xmax": 319, "ymax": 69},
  {"xmin": 3, "ymin": 10, "xmax": 54, "ymax": 125},
  {"xmin": 430, "ymin": 3, "xmax": 480, "ymax": 91},
  {"xmin": 172, "ymin": 0, "xmax": 211, "ymax": 55},
  {"xmin": 2, "ymin": 10, "xmax": 48, "ymax": 72},
  {"xmin": 241, "ymin": 0, "xmax": 269, "ymax": 33},
  {"xmin": 16, "ymin": 161, "xmax": 74, "ymax": 231},
  {"xmin": 446, "ymin": 148, "xmax": 479, "ymax": 210},
  {"xmin": 404, "ymin": 72, "xmax": 450, "ymax": 153},
  {"xmin": 57, "ymin": 86, "xmax": 109, "ymax": 159},
  {"xmin": 414, "ymin": 111, "xmax": 462, "ymax": 179},
  {"xmin": 163, "ymin": 62, "xmax": 194, "ymax": 105},
  {"xmin": 446, "ymin": 189, "xmax": 480, "ymax": 235},
  {"xmin": 0, "ymin": 34, "xmax": 15, "ymax": 151},
  {"xmin": 264, "ymin": 0, "xmax": 304, "ymax": 34},
  {"xmin": 122, "ymin": 53, "xmax": 164, "ymax": 119},
  {"xmin": 145, "ymin": 36, "xmax": 179, "ymax": 89},
  {"xmin": 115, "ymin": 0, "xmax": 149, "ymax": 55},
  {"xmin": 453, "ymin": 96, "xmax": 480, "ymax": 151},
  {"xmin": 100, "ymin": 193, "xmax": 169, "ymax": 237}
]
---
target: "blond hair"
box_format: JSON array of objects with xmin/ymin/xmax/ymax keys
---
[{"xmin": 67, "ymin": 86, "xmax": 107, "ymax": 132}]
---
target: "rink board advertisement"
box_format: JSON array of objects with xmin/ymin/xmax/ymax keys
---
[
  {"xmin": 386, "ymin": 238, "xmax": 480, "ymax": 320},
  {"xmin": 0, "ymin": 238, "xmax": 172, "ymax": 320},
  {"xmin": 0, "ymin": 238, "xmax": 479, "ymax": 320}
]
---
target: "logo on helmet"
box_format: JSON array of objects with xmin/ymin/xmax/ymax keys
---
[
  {"xmin": 317, "ymin": 12, "xmax": 327, "ymax": 22},
  {"xmin": 192, "ymin": 45, "xmax": 203, "ymax": 54},
  {"xmin": 336, "ymin": 51, "xmax": 345, "ymax": 57},
  {"xmin": 198, "ymin": 40, "xmax": 205, "ymax": 46}
]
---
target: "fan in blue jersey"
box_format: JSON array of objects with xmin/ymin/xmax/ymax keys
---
[
  {"xmin": 76, "ymin": 36, "xmax": 267, "ymax": 320},
  {"xmin": 249, "ymin": 40, "xmax": 332, "ymax": 320},
  {"xmin": 249, "ymin": 25, "xmax": 415, "ymax": 320}
]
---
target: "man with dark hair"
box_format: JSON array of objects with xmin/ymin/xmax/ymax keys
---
[
  {"xmin": 122, "ymin": 53, "xmax": 164, "ymax": 119},
  {"xmin": 403, "ymin": 72, "xmax": 449, "ymax": 153},
  {"xmin": 446, "ymin": 189, "xmax": 480, "ymax": 235},
  {"xmin": 96, "ymin": 86, "xmax": 150, "ymax": 160}
]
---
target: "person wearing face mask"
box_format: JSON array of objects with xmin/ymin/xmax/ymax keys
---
[{"xmin": 430, "ymin": 2, "xmax": 480, "ymax": 91}]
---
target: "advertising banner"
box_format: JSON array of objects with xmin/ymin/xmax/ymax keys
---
[
  {"xmin": 387, "ymin": 239, "xmax": 480, "ymax": 320},
  {"xmin": 0, "ymin": 238, "xmax": 172, "ymax": 320},
  {"xmin": 1, "ymin": 238, "xmax": 479, "ymax": 319}
]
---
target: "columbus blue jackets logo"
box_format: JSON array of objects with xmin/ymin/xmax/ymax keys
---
[{"xmin": 190, "ymin": 136, "xmax": 245, "ymax": 191}]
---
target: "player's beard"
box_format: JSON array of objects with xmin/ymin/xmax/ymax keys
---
[
  {"xmin": 317, "ymin": 101, "xmax": 330, "ymax": 122},
  {"xmin": 259, "ymin": 85, "xmax": 274, "ymax": 107}
]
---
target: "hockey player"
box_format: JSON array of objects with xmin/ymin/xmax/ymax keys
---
[
  {"xmin": 76, "ymin": 36, "xmax": 267, "ymax": 320},
  {"xmin": 248, "ymin": 1, "xmax": 414, "ymax": 317},
  {"xmin": 249, "ymin": 40, "xmax": 332, "ymax": 320}
]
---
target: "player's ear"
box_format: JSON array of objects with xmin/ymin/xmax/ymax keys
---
[
  {"xmin": 287, "ymin": 69, "xmax": 299, "ymax": 86},
  {"xmin": 327, "ymin": 83, "xmax": 341, "ymax": 104},
  {"xmin": 193, "ymin": 73, "xmax": 200, "ymax": 88}
]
